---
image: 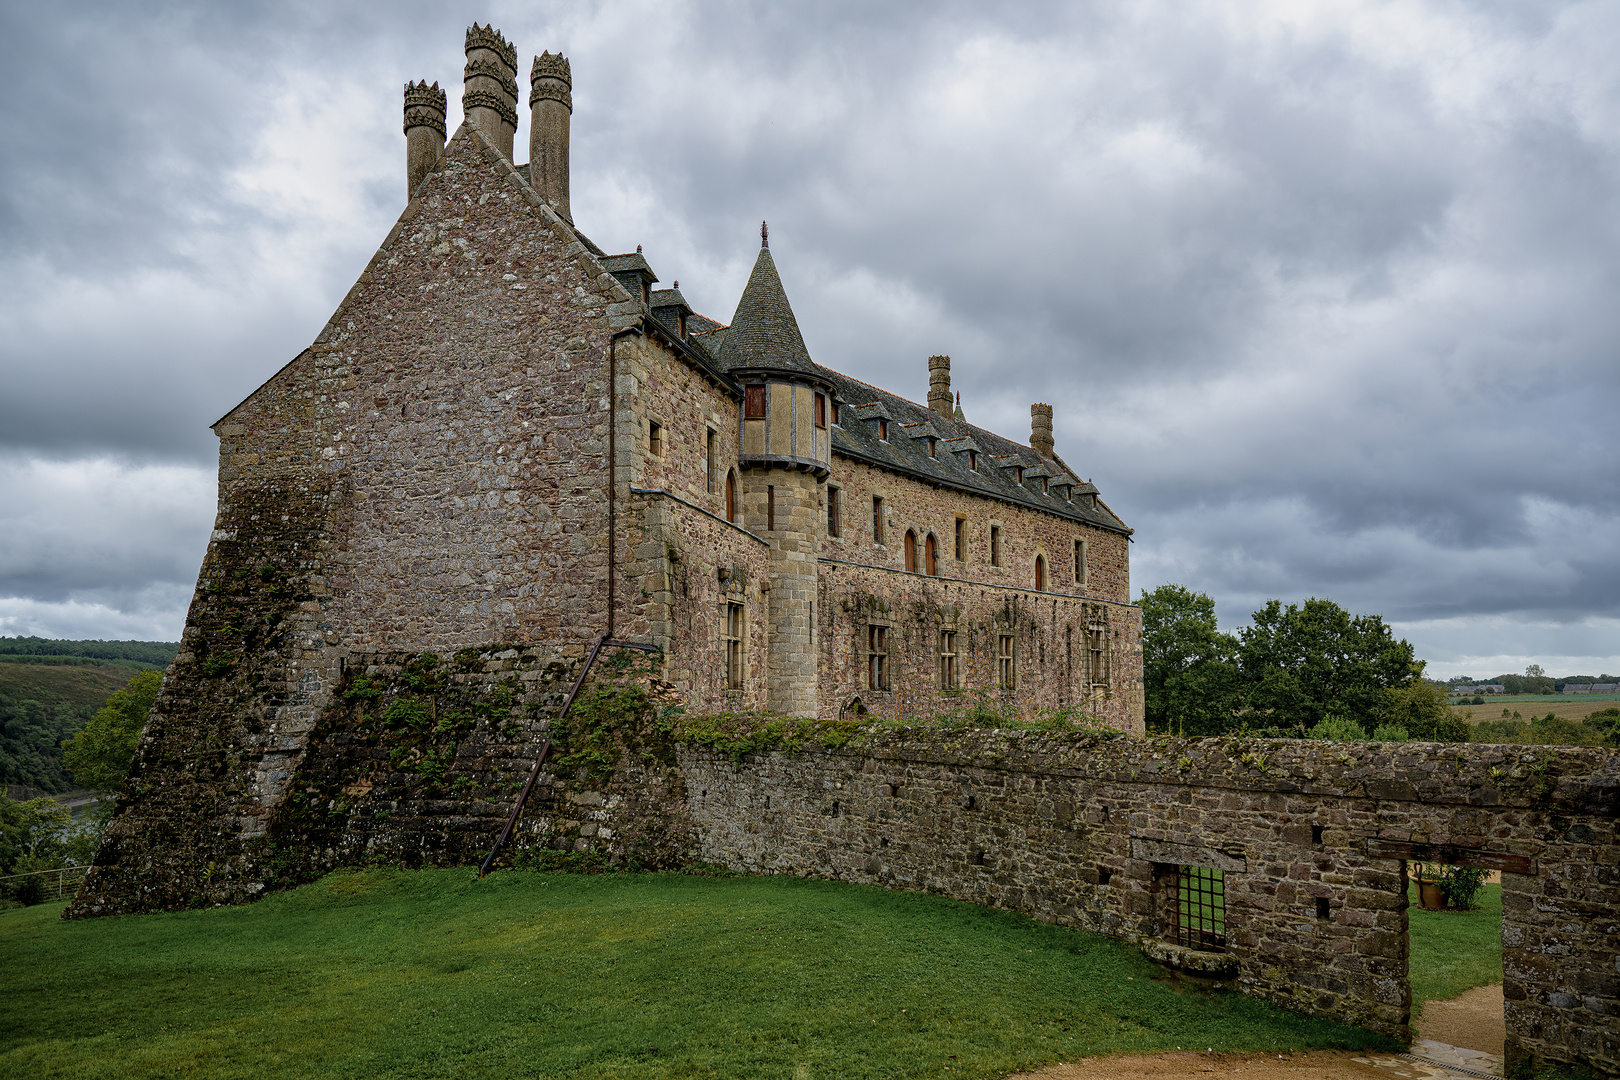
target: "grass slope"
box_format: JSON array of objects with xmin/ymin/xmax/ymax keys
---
[
  {"xmin": 0, "ymin": 869, "xmax": 1397, "ymax": 1079},
  {"xmin": 1408, "ymin": 882, "xmax": 1503, "ymax": 1014}
]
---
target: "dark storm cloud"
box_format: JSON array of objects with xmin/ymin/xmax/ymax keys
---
[{"xmin": 0, "ymin": 0, "xmax": 1616, "ymax": 673}]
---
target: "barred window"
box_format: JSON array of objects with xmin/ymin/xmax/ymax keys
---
[
  {"xmin": 998, "ymin": 634, "xmax": 1016, "ymax": 689},
  {"xmin": 867, "ymin": 624, "xmax": 890, "ymax": 691},
  {"xmin": 938, "ymin": 630, "xmax": 959, "ymax": 690},
  {"xmin": 1165, "ymin": 865, "xmax": 1226, "ymax": 952},
  {"xmin": 725, "ymin": 603, "xmax": 745, "ymax": 689}
]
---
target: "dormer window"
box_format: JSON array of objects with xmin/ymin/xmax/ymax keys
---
[
  {"xmin": 967, "ymin": 450, "xmax": 977, "ymax": 471},
  {"xmin": 678, "ymin": 312, "xmax": 688, "ymax": 338},
  {"xmin": 1041, "ymin": 476, "xmax": 1048, "ymax": 494},
  {"xmin": 927, "ymin": 438, "xmax": 937, "ymax": 458},
  {"xmin": 642, "ymin": 281, "xmax": 650, "ymax": 305},
  {"xmin": 878, "ymin": 419, "xmax": 888, "ymax": 441},
  {"xmin": 1015, "ymin": 466, "xmax": 1024, "ymax": 484}
]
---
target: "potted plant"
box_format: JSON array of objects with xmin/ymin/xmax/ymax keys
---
[{"xmin": 1413, "ymin": 862, "xmax": 1446, "ymax": 910}]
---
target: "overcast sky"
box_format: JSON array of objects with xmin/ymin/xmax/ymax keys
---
[{"xmin": 1, "ymin": 0, "xmax": 1617, "ymax": 678}]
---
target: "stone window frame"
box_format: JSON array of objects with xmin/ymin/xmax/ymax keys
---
[
  {"xmin": 1034, "ymin": 551, "xmax": 1047, "ymax": 592},
  {"xmin": 826, "ymin": 484, "xmax": 842, "ymax": 538},
  {"xmin": 767, "ymin": 485, "xmax": 776, "ymax": 531},
  {"xmin": 647, "ymin": 416, "xmax": 665, "ymax": 458},
  {"xmin": 904, "ymin": 529, "xmax": 918, "ymax": 573},
  {"xmin": 953, "ymin": 515, "xmax": 968, "ymax": 561},
  {"xmin": 998, "ymin": 633, "xmax": 1017, "ymax": 690},
  {"xmin": 937, "ymin": 627, "xmax": 961, "ymax": 691},
  {"xmin": 706, "ymin": 427, "xmax": 719, "ymax": 494},
  {"xmin": 871, "ymin": 492, "xmax": 887, "ymax": 546},
  {"xmin": 864, "ymin": 618, "xmax": 895, "ymax": 692},
  {"xmin": 1085, "ymin": 605, "xmax": 1110, "ymax": 692},
  {"xmin": 924, "ymin": 533, "xmax": 939, "ymax": 576},
  {"xmin": 724, "ymin": 601, "xmax": 746, "ymax": 690},
  {"xmin": 1074, "ymin": 538, "xmax": 1087, "ymax": 586},
  {"xmin": 725, "ymin": 469, "xmax": 739, "ymax": 523},
  {"xmin": 989, "ymin": 521, "xmax": 1004, "ymax": 568}
]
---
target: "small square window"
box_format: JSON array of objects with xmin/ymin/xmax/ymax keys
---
[{"xmin": 648, "ymin": 420, "xmax": 664, "ymax": 457}]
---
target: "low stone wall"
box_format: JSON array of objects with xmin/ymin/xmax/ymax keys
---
[{"xmin": 675, "ymin": 734, "xmax": 1618, "ymax": 1076}]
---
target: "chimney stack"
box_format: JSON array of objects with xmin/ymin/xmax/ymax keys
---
[
  {"xmin": 403, "ymin": 81, "xmax": 447, "ymax": 200},
  {"xmin": 1030, "ymin": 403, "xmax": 1055, "ymax": 458},
  {"xmin": 529, "ymin": 51, "xmax": 573, "ymax": 222},
  {"xmin": 928, "ymin": 355, "xmax": 952, "ymax": 416},
  {"xmin": 463, "ymin": 25, "xmax": 519, "ymax": 160}
]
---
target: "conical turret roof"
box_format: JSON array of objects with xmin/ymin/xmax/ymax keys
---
[{"xmin": 718, "ymin": 237, "xmax": 818, "ymax": 377}]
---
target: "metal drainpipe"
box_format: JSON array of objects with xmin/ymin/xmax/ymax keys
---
[{"xmin": 608, "ymin": 323, "xmax": 643, "ymax": 639}]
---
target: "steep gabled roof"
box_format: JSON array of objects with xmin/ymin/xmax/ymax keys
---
[{"xmin": 716, "ymin": 245, "xmax": 820, "ymax": 378}]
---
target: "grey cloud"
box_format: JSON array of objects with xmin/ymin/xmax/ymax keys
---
[{"xmin": 0, "ymin": 0, "xmax": 1617, "ymax": 669}]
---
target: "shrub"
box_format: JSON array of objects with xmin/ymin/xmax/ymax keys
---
[
  {"xmin": 1437, "ymin": 865, "xmax": 1488, "ymax": 910},
  {"xmin": 1369, "ymin": 724, "xmax": 1409, "ymax": 742},
  {"xmin": 1308, "ymin": 716, "xmax": 1368, "ymax": 741}
]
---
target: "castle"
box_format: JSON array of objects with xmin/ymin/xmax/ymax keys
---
[
  {"xmin": 64, "ymin": 32, "xmax": 1619, "ymax": 1078},
  {"xmin": 235, "ymin": 23, "xmax": 1143, "ymax": 731}
]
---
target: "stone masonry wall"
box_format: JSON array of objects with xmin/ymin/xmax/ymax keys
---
[
  {"xmin": 675, "ymin": 735, "xmax": 1618, "ymax": 1075},
  {"xmin": 818, "ymin": 560, "xmax": 1143, "ymax": 729},
  {"xmin": 71, "ymin": 122, "xmax": 648, "ymax": 914}
]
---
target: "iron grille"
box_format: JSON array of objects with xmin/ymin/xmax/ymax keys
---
[{"xmin": 1168, "ymin": 865, "xmax": 1226, "ymax": 952}]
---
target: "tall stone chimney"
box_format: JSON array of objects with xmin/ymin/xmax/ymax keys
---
[
  {"xmin": 463, "ymin": 24, "xmax": 518, "ymax": 160},
  {"xmin": 1030, "ymin": 403, "xmax": 1055, "ymax": 458},
  {"xmin": 928, "ymin": 355, "xmax": 952, "ymax": 416},
  {"xmin": 403, "ymin": 81, "xmax": 447, "ymax": 200},
  {"xmin": 529, "ymin": 51, "xmax": 572, "ymax": 222}
]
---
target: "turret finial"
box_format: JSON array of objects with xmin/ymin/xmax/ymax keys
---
[{"xmin": 761, "ymin": 220, "xmax": 769, "ymax": 248}]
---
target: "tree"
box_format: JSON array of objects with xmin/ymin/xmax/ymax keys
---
[
  {"xmin": 1525, "ymin": 664, "xmax": 1545, "ymax": 677},
  {"xmin": 62, "ymin": 670, "xmax": 162, "ymax": 794},
  {"xmin": 1382, "ymin": 679, "xmax": 1470, "ymax": 741},
  {"xmin": 1139, "ymin": 585, "xmax": 1243, "ymax": 735},
  {"xmin": 1236, "ymin": 598, "xmax": 1417, "ymax": 733}
]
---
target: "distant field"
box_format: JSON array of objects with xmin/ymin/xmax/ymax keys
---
[
  {"xmin": 1450, "ymin": 697, "xmax": 1619, "ymax": 724},
  {"xmin": 0, "ymin": 664, "xmax": 133, "ymax": 709}
]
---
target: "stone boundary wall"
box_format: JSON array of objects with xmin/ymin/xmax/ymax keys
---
[{"xmin": 677, "ymin": 734, "xmax": 1618, "ymax": 1076}]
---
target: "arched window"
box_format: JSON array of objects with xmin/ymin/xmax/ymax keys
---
[
  {"xmin": 725, "ymin": 470, "xmax": 737, "ymax": 523},
  {"xmin": 904, "ymin": 530, "xmax": 917, "ymax": 572},
  {"xmin": 1034, "ymin": 554, "xmax": 1046, "ymax": 591},
  {"xmin": 925, "ymin": 534, "xmax": 937, "ymax": 576}
]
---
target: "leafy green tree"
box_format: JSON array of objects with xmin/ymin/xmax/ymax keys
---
[
  {"xmin": 0, "ymin": 792, "xmax": 71, "ymax": 875},
  {"xmin": 1139, "ymin": 585, "xmax": 1243, "ymax": 735},
  {"xmin": 62, "ymin": 670, "xmax": 162, "ymax": 794},
  {"xmin": 1382, "ymin": 679, "xmax": 1469, "ymax": 741},
  {"xmin": 1235, "ymin": 598, "xmax": 1416, "ymax": 733},
  {"xmin": 1309, "ymin": 716, "xmax": 1370, "ymax": 741}
]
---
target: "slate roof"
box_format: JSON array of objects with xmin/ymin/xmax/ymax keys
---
[
  {"xmin": 573, "ymin": 223, "xmax": 1127, "ymax": 533},
  {"xmin": 715, "ymin": 246, "xmax": 822, "ymax": 379}
]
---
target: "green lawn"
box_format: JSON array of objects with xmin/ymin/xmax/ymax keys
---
[
  {"xmin": 0, "ymin": 869, "xmax": 1398, "ymax": 1079},
  {"xmin": 1408, "ymin": 882, "xmax": 1503, "ymax": 1015}
]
